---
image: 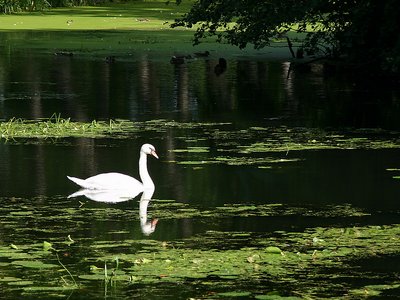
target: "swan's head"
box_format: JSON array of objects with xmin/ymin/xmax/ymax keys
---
[{"xmin": 141, "ymin": 144, "xmax": 159, "ymax": 159}]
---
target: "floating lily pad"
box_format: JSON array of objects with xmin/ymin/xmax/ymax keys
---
[
  {"xmin": 80, "ymin": 270, "xmax": 129, "ymax": 282},
  {"xmin": 11, "ymin": 260, "xmax": 58, "ymax": 269},
  {"xmin": 218, "ymin": 291, "xmax": 252, "ymax": 297},
  {"xmin": 349, "ymin": 283, "xmax": 400, "ymax": 297},
  {"xmin": 0, "ymin": 277, "xmax": 21, "ymax": 282},
  {"xmin": 255, "ymin": 295, "xmax": 303, "ymax": 300},
  {"xmin": 265, "ymin": 246, "xmax": 283, "ymax": 254},
  {"xmin": 7, "ymin": 280, "xmax": 34, "ymax": 286},
  {"xmin": 23, "ymin": 286, "xmax": 77, "ymax": 292},
  {"xmin": 170, "ymin": 147, "xmax": 210, "ymax": 153},
  {"xmin": 0, "ymin": 251, "xmax": 35, "ymax": 260}
]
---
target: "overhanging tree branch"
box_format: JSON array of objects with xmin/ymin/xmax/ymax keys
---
[{"xmin": 172, "ymin": 0, "xmax": 400, "ymax": 75}]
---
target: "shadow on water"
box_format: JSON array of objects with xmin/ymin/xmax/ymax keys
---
[
  {"xmin": 1, "ymin": 31, "xmax": 400, "ymax": 298},
  {"xmin": 1, "ymin": 30, "xmax": 400, "ymax": 128}
]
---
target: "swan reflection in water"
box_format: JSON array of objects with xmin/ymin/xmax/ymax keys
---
[
  {"xmin": 67, "ymin": 144, "xmax": 159, "ymax": 235},
  {"xmin": 68, "ymin": 187, "xmax": 158, "ymax": 235},
  {"xmin": 138, "ymin": 188, "xmax": 158, "ymax": 235}
]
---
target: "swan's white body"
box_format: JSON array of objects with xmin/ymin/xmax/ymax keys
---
[
  {"xmin": 67, "ymin": 144, "xmax": 158, "ymax": 197},
  {"xmin": 67, "ymin": 173, "xmax": 143, "ymax": 191}
]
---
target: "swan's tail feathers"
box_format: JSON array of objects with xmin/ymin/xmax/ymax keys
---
[
  {"xmin": 67, "ymin": 189, "xmax": 86, "ymax": 199},
  {"xmin": 67, "ymin": 176, "xmax": 89, "ymax": 189}
]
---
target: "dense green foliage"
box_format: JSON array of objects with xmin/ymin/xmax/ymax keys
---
[
  {"xmin": 0, "ymin": 0, "xmax": 49, "ymax": 13},
  {"xmin": 0, "ymin": 0, "xmax": 101, "ymax": 13},
  {"xmin": 173, "ymin": 0, "xmax": 400, "ymax": 74}
]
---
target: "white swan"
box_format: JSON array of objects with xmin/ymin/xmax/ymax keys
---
[{"xmin": 67, "ymin": 144, "xmax": 158, "ymax": 194}]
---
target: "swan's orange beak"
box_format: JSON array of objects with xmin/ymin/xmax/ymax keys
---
[
  {"xmin": 151, "ymin": 150, "xmax": 159, "ymax": 159},
  {"xmin": 151, "ymin": 219, "xmax": 159, "ymax": 227}
]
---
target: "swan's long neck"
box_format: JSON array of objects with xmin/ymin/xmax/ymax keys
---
[{"xmin": 139, "ymin": 151, "xmax": 154, "ymax": 189}]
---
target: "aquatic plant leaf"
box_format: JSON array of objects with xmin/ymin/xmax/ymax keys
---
[
  {"xmin": 43, "ymin": 241, "xmax": 53, "ymax": 251},
  {"xmin": 23, "ymin": 286, "xmax": 77, "ymax": 292},
  {"xmin": 78, "ymin": 274, "xmax": 107, "ymax": 281},
  {"xmin": 349, "ymin": 283, "xmax": 400, "ymax": 297},
  {"xmin": 265, "ymin": 246, "xmax": 283, "ymax": 254},
  {"xmin": 0, "ymin": 251, "xmax": 34, "ymax": 260},
  {"xmin": 10, "ymin": 244, "xmax": 19, "ymax": 250},
  {"xmin": 218, "ymin": 291, "xmax": 252, "ymax": 297},
  {"xmin": 255, "ymin": 295, "xmax": 303, "ymax": 300},
  {"xmin": 11, "ymin": 260, "xmax": 58, "ymax": 269},
  {"xmin": 7, "ymin": 280, "xmax": 34, "ymax": 286},
  {"xmin": 134, "ymin": 258, "xmax": 152, "ymax": 264},
  {"xmin": 90, "ymin": 265, "xmax": 103, "ymax": 272},
  {"xmin": 169, "ymin": 147, "xmax": 210, "ymax": 153},
  {"xmin": 0, "ymin": 277, "xmax": 21, "ymax": 282}
]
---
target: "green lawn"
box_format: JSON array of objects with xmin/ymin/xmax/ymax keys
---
[
  {"xmin": 0, "ymin": 1, "xmax": 199, "ymax": 54},
  {"xmin": 0, "ymin": 1, "xmax": 291, "ymax": 60},
  {"xmin": 0, "ymin": 1, "xmax": 191, "ymax": 30}
]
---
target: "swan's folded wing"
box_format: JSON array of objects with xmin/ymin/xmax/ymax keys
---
[
  {"xmin": 67, "ymin": 176, "xmax": 103, "ymax": 189},
  {"xmin": 85, "ymin": 173, "xmax": 143, "ymax": 190}
]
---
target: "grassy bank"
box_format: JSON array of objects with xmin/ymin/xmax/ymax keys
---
[
  {"xmin": 0, "ymin": 0, "xmax": 289, "ymax": 59},
  {"xmin": 0, "ymin": 1, "xmax": 191, "ymax": 30},
  {"xmin": 0, "ymin": 1, "xmax": 196, "ymax": 54}
]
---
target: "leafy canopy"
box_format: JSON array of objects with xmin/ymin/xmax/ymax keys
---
[{"xmin": 173, "ymin": 0, "xmax": 400, "ymax": 74}]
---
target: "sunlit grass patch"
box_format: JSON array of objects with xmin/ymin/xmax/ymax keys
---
[
  {"xmin": 0, "ymin": 0, "xmax": 276, "ymax": 59},
  {"xmin": 0, "ymin": 0, "xmax": 214, "ymax": 58},
  {"xmin": 0, "ymin": 1, "xmax": 193, "ymax": 31}
]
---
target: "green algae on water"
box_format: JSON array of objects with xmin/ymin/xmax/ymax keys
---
[
  {"xmin": 78, "ymin": 224, "xmax": 400, "ymax": 298},
  {"xmin": 0, "ymin": 194, "xmax": 398, "ymax": 298},
  {"xmin": 3, "ymin": 118, "xmax": 400, "ymax": 157}
]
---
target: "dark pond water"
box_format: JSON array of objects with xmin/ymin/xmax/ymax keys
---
[{"xmin": 1, "ymin": 32, "xmax": 400, "ymax": 299}]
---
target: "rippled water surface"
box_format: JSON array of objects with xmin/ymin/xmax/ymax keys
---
[{"xmin": 0, "ymin": 31, "xmax": 400, "ymax": 299}]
